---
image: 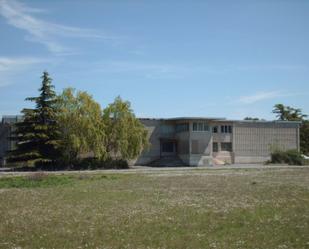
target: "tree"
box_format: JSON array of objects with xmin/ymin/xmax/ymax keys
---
[
  {"xmin": 272, "ymin": 103, "xmax": 309, "ymax": 155},
  {"xmin": 8, "ymin": 72, "xmax": 59, "ymax": 165},
  {"xmin": 244, "ymin": 117, "xmax": 260, "ymax": 121},
  {"xmin": 103, "ymin": 96, "xmax": 149, "ymax": 160},
  {"xmin": 56, "ymin": 88, "xmax": 106, "ymax": 164},
  {"xmin": 300, "ymin": 120, "xmax": 309, "ymax": 155},
  {"xmin": 272, "ymin": 104, "xmax": 307, "ymax": 121}
]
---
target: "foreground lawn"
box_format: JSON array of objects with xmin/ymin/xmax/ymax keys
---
[{"xmin": 0, "ymin": 168, "xmax": 309, "ymax": 249}]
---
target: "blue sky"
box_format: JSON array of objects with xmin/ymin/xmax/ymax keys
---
[{"xmin": 0, "ymin": 0, "xmax": 308, "ymax": 120}]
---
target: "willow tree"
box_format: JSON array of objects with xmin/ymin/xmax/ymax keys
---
[
  {"xmin": 56, "ymin": 88, "xmax": 106, "ymax": 164},
  {"xmin": 8, "ymin": 71, "xmax": 59, "ymax": 165},
  {"xmin": 103, "ymin": 96, "xmax": 149, "ymax": 160}
]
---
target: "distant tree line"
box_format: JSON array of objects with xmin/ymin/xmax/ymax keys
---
[{"xmin": 8, "ymin": 72, "xmax": 149, "ymax": 169}]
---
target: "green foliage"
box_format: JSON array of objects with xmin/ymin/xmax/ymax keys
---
[
  {"xmin": 270, "ymin": 149, "xmax": 304, "ymax": 165},
  {"xmin": 8, "ymin": 72, "xmax": 60, "ymax": 165},
  {"xmin": 7, "ymin": 73, "xmax": 149, "ymax": 168},
  {"xmin": 103, "ymin": 96, "xmax": 149, "ymax": 160},
  {"xmin": 244, "ymin": 117, "xmax": 260, "ymax": 121},
  {"xmin": 56, "ymin": 88, "xmax": 107, "ymax": 164},
  {"xmin": 300, "ymin": 120, "xmax": 309, "ymax": 155},
  {"xmin": 272, "ymin": 104, "xmax": 309, "ymax": 155},
  {"xmin": 69, "ymin": 158, "xmax": 129, "ymax": 170},
  {"xmin": 272, "ymin": 104, "xmax": 307, "ymax": 121}
]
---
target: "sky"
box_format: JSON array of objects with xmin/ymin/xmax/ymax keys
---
[{"xmin": 0, "ymin": 0, "xmax": 309, "ymax": 120}]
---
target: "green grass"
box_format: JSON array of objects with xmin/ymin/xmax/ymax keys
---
[
  {"xmin": 0, "ymin": 174, "xmax": 73, "ymax": 188},
  {"xmin": 0, "ymin": 168, "xmax": 309, "ymax": 248}
]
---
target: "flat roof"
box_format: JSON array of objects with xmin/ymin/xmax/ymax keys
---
[
  {"xmin": 165, "ymin": 117, "xmax": 226, "ymax": 121},
  {"xmin": 225, "ymin": 119, "xmax": 302, "ymax": 124},
  {"xmin": 138, "ymin": 117, "xmax": 302, "ymax": 124}
]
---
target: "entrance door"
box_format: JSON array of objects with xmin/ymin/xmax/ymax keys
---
[{"xmin": 161, "ymin": 140, "xmax": 177, "ymax": 157}]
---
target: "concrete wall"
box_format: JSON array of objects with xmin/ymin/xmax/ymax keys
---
[
  {"xmin": 132, "ymin": 119, "xmax": 163, "ymax": 165},
  {"xmin": 0, "ymin": 123, "xmax": 11, "ymax": 166},
  {"xmin": 175, "ymin": 127, "xmax": 190, "ymax": 164},
  {"xmin": 233, "ymin": 122, "xmax": 299, "ymax": 163},
  {"xmin": 211, "ymin": 122, "xmax": 234, "ymax": 164},
  {"xmin": 187, "ymin": 121, "xmax": 213, "ymax": 166},
  {"xmin": 133, "ymin": 119, "xmax": 192, "ymax": 166}
]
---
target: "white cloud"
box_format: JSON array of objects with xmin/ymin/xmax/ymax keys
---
[
  {"xmin": 237, "ymin": 91, "xmax": 308, "ymax": 105},
  {"xmin": 0, "ymin": 57, "xmax": 45, "ymax": 72},
  {"xmin": 0, "ymin": 56, "xmax": 46, "ymax": 87},
  {"xmin": 238, "ymin": 91, "xmax": 285, "ymax": 104},
  {"xmin": 0, "ymin": 0, "xmax": 115, "ymax": 54}
]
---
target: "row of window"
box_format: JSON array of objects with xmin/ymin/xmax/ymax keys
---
[
  {"xmin": 193, "ymin": 123, "xmax": 232, "ymax": 133},
  {"xmin": 213, "ymin": 125, "xmax": 232, "ymax": 134},
  {"xmin": 164, "ymin": 123, "xmax": 233, "ymax": 133},
  {"xmin": 176, "ymin": 123, "xmax": 189, "ymax": 133},
  {"xmin": 192, "ymin": 122, "xmax": 210, "ymax": 132},
  {"xmin": 213, "ymin": 142, "xmax": 232, "ymax": 152}
]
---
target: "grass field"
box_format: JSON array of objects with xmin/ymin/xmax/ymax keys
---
[{"xmin": 0, "ymin": 167, "xmax": 309, "ymax": 249}]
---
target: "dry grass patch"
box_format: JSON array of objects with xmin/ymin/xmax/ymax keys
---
[{"xmin": 0, "ymin": 168, "xmax": 309, "ymax": 248}]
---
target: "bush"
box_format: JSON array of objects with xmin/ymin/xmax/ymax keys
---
[
  {"xmin": 270, "ymin": 150, "xmax": 304, "ymax": 165},
  {"xmin": 66, "ymin": 157, "xmax": 129, "ymax": 170},
  {"xmin": 35, "ymin": 161, "xmax": 66, "ymax": 171},
  {"xmin": 12, "ymin": 158, "xmax": 129, "ymax": 171}
]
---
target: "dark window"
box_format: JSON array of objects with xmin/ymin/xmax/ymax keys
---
[
  {"xmin": 213, "ymin": 142, "xmax": 218, "ymax": 152},
  {"xmin": 220, "ymin": 125, "xmax": 232, "ymax": 133},
  {"xmin": 213, "ymin": 126, "xmax": 218, "ymax": 133},
  {"xmin": 193, "ymin": 122, "xmax": 209, "ymax": 132},
  {"xmin": 221, "ymin": 142, "xmax": 232, "ymax": 152},
  {"xmin": 193, "ymin": 123, "xmax": 198, "ymax": 131},
  {"xmin": 162, "ymin": 142, "xmax": 174, "ymax": 153},
  {"xmin": 160, "ymin": 125, "xmax": 175, "ymax": 134},
  {"xmin": 176, "ymin": 123, "xmax": 189, "ymax": 133}
]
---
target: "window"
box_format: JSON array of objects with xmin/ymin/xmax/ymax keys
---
[
  {"xmin": 213, "ymin": 126, "xmax": 218, "ymax": 133},
  {"xmin": 213, "ymin": 142, "xmax": 218, "ymax": 152},
  {"xmin": 220, "ymin": 125, "xmax": 232, "ymax": 133},
  {"xmin": 176, "ymin": 123, "xmax": 189, "ymax": 133},
  {"xmin": 221, "ymin": 142, "xmax": 232, "ymax": 152},
  {"xmin": 162, "ymin": 142, "xmax": 174, "ymax": 153},
  {"xmin": 160, "ymin": 125, "xmax": 175, "ymax": 134},
  {"xmin": 193, "ymin": 122, "xmax": 198, "ymax": 131},
  {"xmin": 193, "ymin": 122, "xmax": 209, "ymax": 132}
]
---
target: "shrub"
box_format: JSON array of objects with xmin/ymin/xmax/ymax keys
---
[
  {"xmin": 270, "ymin": 150, "xmax": 304, "ymax": 165},
  {"xmin": 12, "ymin": 157, "xmax": 129, "ymax": 171},
  {"xmin": 68, "ymin": 157, "xmax": 129, "ymax": 170}
]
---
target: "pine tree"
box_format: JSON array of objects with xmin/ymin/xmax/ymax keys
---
[{"xmin": 8, "ymin": 72, "xmax": 59, "ymax": 165}]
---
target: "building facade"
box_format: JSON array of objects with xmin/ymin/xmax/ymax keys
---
[
  {"xmin": 0, "ymin": 116, "xmax": 22, "ymax": 166},
  {"xmin": 0, "ymin": 116, "xmax": 301, "ymax": 167},
  {"xmin": 133, "ymin": 117, "xmax": 301, "ymax": 166}
]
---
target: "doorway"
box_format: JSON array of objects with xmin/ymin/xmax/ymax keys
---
[{"xmin": 160, "ymin": 139, "xmax": 177, "ymax": 157}]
